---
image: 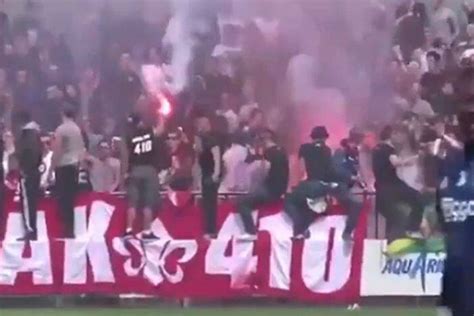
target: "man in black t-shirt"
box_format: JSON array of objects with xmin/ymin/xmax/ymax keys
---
[
  {"xmin": 297, "ymin": 126, "xmax": 362, "ymax": 240},
  {"xmin": 237, "ymin": 129, "xmax": 289, "ymax": 240},
  {"xmin": 372, "ymin": 125, "xmax": 424, "ymax": 239},
  {"xmin": 123, "ymin": 113, "xmax": 160, "ymax": 240},
  {"xmin": 195, "ymin": 114, "xmax": 222, "ymax": 238},
  {"xmin": 299, "ymin": 126, "xmax": 338, "ymax": 182}
]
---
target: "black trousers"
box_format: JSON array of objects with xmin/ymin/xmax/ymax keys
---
[
  {"xmin": 55, "ymin": 165, "xmax": 79, "ymax": 238},
  {"xmin": 0, "ymin": 167, "xmax": 3, "ymax": 229},
  {"xmin": 20, "ymin": 170, "xmax": 41, "ymax": 234},
  {"xmin": 285, "ymin": 198, "xmax": 316, "ymax": 236},
  {"xmin": 331, "ymin": 183, "xmax": 363, "ymax": 236},
  {"xmin": 376, "ymin": 181, "xmax": 424, "ymax": 232},
  {"xmin": 284, "ymin": 180, "xmax": 363, "ymax": 237},
  {"xmin": 237, "ymin": 186, "xmax": 280, "ymax": 235},
  {"xmin": 201, "ymin": 176, "xmax": 218, "ymax": 235}
]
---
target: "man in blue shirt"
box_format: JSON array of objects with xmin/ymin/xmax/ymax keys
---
[{"xmin": 439, "ymin": 107, "xmax": 474, "ymax": 316}]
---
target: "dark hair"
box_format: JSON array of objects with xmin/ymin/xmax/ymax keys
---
[
  {"xmin": 380, "ymin": 125, "xmax": 393, "ymax": 141},
  {"xmin": 432, "ymin": 38, "xmax": 445, "ymax": 49},
  {"xmin": 258, "ymin": 127, "xmax": 276, "ymax": 140},
  {"xmin": 14, "ymin": 110, "xmax": 31, "ymax": 125},
  {"xmin": 62, "ymin": 104, "xmax": 76, "ymax": 119},
  {"xmin": 249, "ymin": 108, "xmax": 263, "ymax": 121},
  {"xmin": 426, "ymin": 51, "xmax": 441, "ymax": 62}
]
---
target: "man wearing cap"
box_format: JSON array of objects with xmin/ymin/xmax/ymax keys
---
[
  {"xmin": 237, "ymin": 128, "xmax": 289, "ymax": 240},
  {"xmin": 297, "ymin": 126, "xmax": 362, "ymax": 240}
]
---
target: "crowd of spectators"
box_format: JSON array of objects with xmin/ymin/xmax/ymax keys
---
[{"xmin": 2, "ymin": 0, "xmax": 474, "ymax": 240}]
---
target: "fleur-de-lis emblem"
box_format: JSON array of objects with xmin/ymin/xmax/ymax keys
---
[{"xmin": 113, "ymin": 238, "xmax": 198, "ymax": 286}]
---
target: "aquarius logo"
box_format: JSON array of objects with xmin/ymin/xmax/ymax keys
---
[{"xmin": 381, "ymin": 238, "xmax": 445, "ymax": 292}]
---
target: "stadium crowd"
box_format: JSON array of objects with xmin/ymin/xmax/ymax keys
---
[{"xmin": 0, "ymin": 0, "xmax": 474, "ymax": 241}]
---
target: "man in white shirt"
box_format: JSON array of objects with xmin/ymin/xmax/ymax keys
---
[
  {"xmin": 216, "ymin": 92, "xmax": 240, "ymax": 134},
  {"xmin": 431, "ymin": 0, "xmax": 459, "ymax": 45},
  {"xmin": 48, "ymin": 106, "xmax": 86, "ymax": 238},
  {"xmin": 219, "ymin": 134, "xmax": 249, "ymax": 193},
  {"xmin": 89, "ymin": 141, "xmax": 120, "ymax": 193},
  {"xmin": 399, "ymin": 83, "xmax": 435, "ymax": 118}
]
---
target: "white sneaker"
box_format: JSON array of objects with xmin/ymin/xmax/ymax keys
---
[
  {"xmin": 237, "ymin": 233, "xmax": 257, "ymax": 241},
  {"xmin": 436, "ymin": 307, "xmax": 452, "ymax": 316},
  {"xmin": 406, "ymin": 231, "xmax": 424, "ymax": 239}
]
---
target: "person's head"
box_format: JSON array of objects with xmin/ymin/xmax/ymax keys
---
[
  {"xmin": 409, "ymin": 83, "xmax": 422, "ymax": 101},
  {"xmin": 205, "ymin": 57, "xmax": 219, "ymax": 75},
  {"xmin": 434, "ymin": 0, "xmax": 445, "ymax": 10},
  {"xmin": 81, "ymin": 66, "xmax": 96, "ymax": 84},
  {"xmin": 195, "ymin": 114, "xmax": 212, "ymax": 135},
  {"xmin": 13, "ymin": 33, "xmax": 28, "ymax": 55},
  {"xmin": 3, "ymin": 130, "xmax": 14, "ymax": 150},
  {"xmin": 467, "ymin": 24, "xmax": 474, "ymax": 40},
  {"xmin": 248, "ymin": 108, "xmax": 264, "ymax": 129},
  {"xmin": 119, "ymin": 53, "xmax": 133, "ymax": 72},
  {"xmin": 97, "ymin": 140, "xmax": 111, "ymax": 160},
  {"xmin": 147, "ymin": 47, "xmax": 162, "ymax": 65},
  {"xmin": 391, "ymin": 124, "xmax": 414, "ymax": 149},
  {"xmin": 231, "ymin": 132, "xmax": 247, "ymax": 147},
  {"xmin": 14, "ymin": 110, "xmax": 32, "ymax": 126},
  {"xmin": 243, "ymin": 78, "xmax": 256, "ymax": 101},
  {"xmin": 310, "ymin": 126, "xmax": 329, "ymax": 143},
  {"xmin": 259, "ymin": 128, "xmax": 276, "ymax": 147},
  {"xmin": 419, "ymin": 127, "xmax": 438, "ymax": 148},
  {"xmin": 135, "ymin": 94, "xmax": 150, "ymax": 115},
  {"xmin": 347, "ymin": 127, "xmax": 365, "ymax": 148},
  {"xmin": 47, "ymin": 64, "xmax": 61, "ymax": 82},
  {"xmin": 407, "ymin": 61, "xmax": 421, "ymax": 77},
  {"xmin": 431, "ymin": 37, "xmax": 445, "ymax": 51},
  {"xmin": 167, "ymin": 128, "xmax": 183, "ymax": 152},
  {"xmin": 380, "ymin": 125, "xmax": 393, "ymax": 143},
  {"xmin": 41, "ymin": 134, "xmax": 52, "ymax": 153},
  {"xmin": 62, "ymin": 104, "xmax": 76, "ymax": 122},
  {"xmin": 426, "ymin": 51, "xmax": 442, "ymax": 73},
  {"xmin": 411, "ymin": 2, "xmax": 427, "ymax": 19},
  {"xmin": 458, "ymin": 106, "xmax": 474, "ymax": 144},
  {"xmin": 220, "ymin": 92, "xmax": 239, "ymax": 111},
  {"xmin": 105, "ymin": 117, "xmax": 117, "ymax": 135},
  {"xmin": 15, "ymin": 69, "xmax": 28, "ymax": 85}
]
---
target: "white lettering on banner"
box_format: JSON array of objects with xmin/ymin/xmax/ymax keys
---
[
  {"xmin": 0, "ymin": 213, "xmax": 52, "ymax": 285},
  {"xmin": 302, "ymin": 215, "xmax": 352, "ymax": 294},
  {"xmin": 63, "ymin": 201, "xmax": 115, "ymax": 284},
  {"xmin": 205, "ymin": 213, "xmax": 257, "ymax": 289},
  {"xmin": 259, "ymin": 212, "xmax": 293, "ymax": 290},
  {"xmin": 113, "ymin": 238, "xmax": 198, "ymax": 286},
  {"xmin": 4, "ymin": 211, "xmax": 49, "ymax": 241}
]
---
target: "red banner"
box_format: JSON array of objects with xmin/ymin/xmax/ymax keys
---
[{"xmin": 0, "ymin": 192, "xmax": 368, "ymax": 302}]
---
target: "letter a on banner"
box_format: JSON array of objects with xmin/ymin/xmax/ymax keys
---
[
  {"xmin": 63, "ymin": 201, "xmax": 115, "ymax": 284},
  {"xmin": 0, "ymin": 212, "xmax": 52, "ymax": 285}
]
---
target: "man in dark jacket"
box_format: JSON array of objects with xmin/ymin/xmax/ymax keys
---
[
  {"xmin": 14, "ymin": 110, "xmax": 42, "ymax": 240},
  {"xmin": 299, "ymin": 126, "xmax": 363, "ymax": 240}
]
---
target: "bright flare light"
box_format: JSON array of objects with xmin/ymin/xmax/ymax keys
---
[{"xmin": 158, "ymin": 94, "xmax": 172, "ymax": 117}]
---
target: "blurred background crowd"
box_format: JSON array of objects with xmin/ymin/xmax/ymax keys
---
[{"xmin": 2, "ymin": 0, "xmax": 474, "ymax": 240}]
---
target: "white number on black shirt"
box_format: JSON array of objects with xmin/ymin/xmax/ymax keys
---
[{"xmin": 134, "ymin": 140, "xmax": 152, "ymax": 155}]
